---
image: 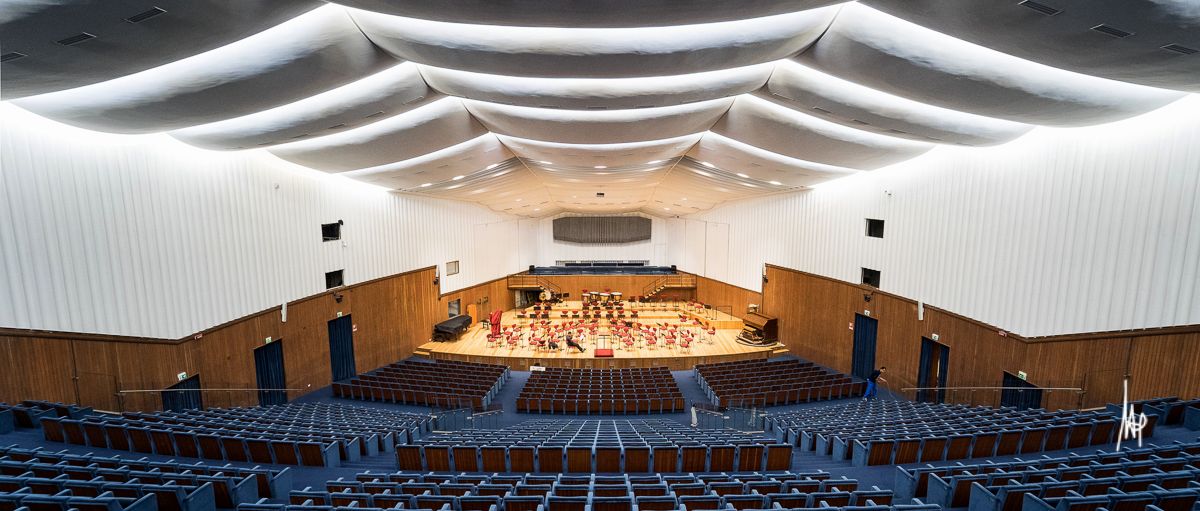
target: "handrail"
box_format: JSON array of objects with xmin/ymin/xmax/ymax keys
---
[
  {"xmin": 900, "ymin": 386, "xmax": 1083, "ymax": 391},
  {"xmin": 118, "ymin": 387, "xmax": 308, "ymax": 394}
]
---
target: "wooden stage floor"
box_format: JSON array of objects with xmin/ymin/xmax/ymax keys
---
[{"xmin": 417, "ymin": 301, "xmax": 784, "ymax": 370}]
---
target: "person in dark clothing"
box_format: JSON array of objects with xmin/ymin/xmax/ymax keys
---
[
  {"xmin": 864, "ymin": 366, "xmax": 887, "ymax": 401},
  {"xmin": 565, "ymin": 334, "xmax": 586, "ymax": 353}
]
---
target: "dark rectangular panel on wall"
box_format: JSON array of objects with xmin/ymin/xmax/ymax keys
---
[
  {"xmin": 553, "ymin": 216, "xmax": 651, "ymax": 244},
  {"xmin": 161, "ymin": 374, "xmax": 203, "ymax": 411},
  {"xmin": 254, "ymin": 340, "xmax": 287, "ymax": 406}
]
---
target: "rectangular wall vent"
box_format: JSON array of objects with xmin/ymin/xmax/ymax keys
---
[
  {"xmin": 1018, "ymin": 0, "xmax": 1062, "ymax": 16},
  {"xmin": 0, "ymin": 52, "xmax": 27, "ymax": 63},
  {"xmin": 124, "ymin": 7, "xmax": 167, "ymax": 23},
  {"xmin": 1161, "ymin": 43, "xmax": 1198, "ymax": 55},
  {"xmin": 56, "ymin": 33, "xmax": 96, "ymax": 46},
  {"xmin": 1090, "ymin": 24, "xmax": 1134, "ymax": 38}
]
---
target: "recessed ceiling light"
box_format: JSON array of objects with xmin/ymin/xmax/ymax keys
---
[
  {"xmin": 420, "ymin": 183, "xmax": 432, "ymax": 187},
  {"xmin": 700, "ymin": 161, "xmax": 715, "ymax": 168},
  {"xmin": 452, "ymin": 175, "xmax": 464, "ymax": 180},
  {"xmin": 534, "ymin": 208, "xmax": 540, "ymax": 211},
  {"xmin": 485, "ymin": 163, "xmax": 500, "ymax": 170},
  {"xmin": 516, "ymin": 198, "xmax": 523, "ymax": 202},
  {"xmin": 736, "ymin": 173, "xmax": 749, "ymax": 178},
  {"xmin": 648, "ymin": 160, "xmax": 666, "ymax": 164},
  {"xmin": 537, "ymin": 160, "xmax": 553, "ymax": 165},
  {"xmin": 769, "ymin": 181, "xmax": 782, "ymax": 185},
  {"xmin": 664, "ymin": 207, "xmax": 671, "ymax": 211},
  {"xmin": 594, "ymin": 165, "xmax": 607, "ymax": 169}
]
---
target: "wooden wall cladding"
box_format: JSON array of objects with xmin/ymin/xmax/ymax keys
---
[
  {"xmin": 533, "ymin": 275, "xmax": 691, "ymax": 299},
  {"xmin": 0, "ymin": 267, "xmax": 443, "ymax": 412},
  {"xmin": 761, "ymin": 265, "xmax": 1199, "ymax": 409},
  {"xmin": 694, "ymin": 274, "xmax": 763, "ymax": 319},
  {"xmin": 439, "ymin": 277, "xmax": 516, "ymax": 327}
]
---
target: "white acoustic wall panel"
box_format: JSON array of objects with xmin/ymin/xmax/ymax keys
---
[
  {"xmin": 0, "ymin": 104, "xmax": 520, "ymax": 339},
  {"xmin": 704, "ymin": 222, "xmax": 730, "ymax": 283},
  {"xmin": 687, "ymin": 96, "xmax": 1200, "ymax": 337},
  {"xmin": 532, "ymin": 214, "xmax": 669, "ymax": 266},
  {"xmin": 679, "ymin": 219, "xmax": 708, "ymax": 275}
]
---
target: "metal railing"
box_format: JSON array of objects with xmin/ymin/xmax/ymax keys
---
[
  {"xmin": 641, "ymin": 273, "xmax": 697, "ymax": 297},
  {"xmin": 115, "ymin": 387, "xmax": 309, "ymax": 412},
  {"xmin": 692, "ymin": 405, "xmax": 768, "ymax": 432},
  {"xmin": 465, "ymin": 409, "xmax": 504, "ymax": 430},
  {"xmin": 507, "ymin": 273, "xmax": 563, "ymax": 295},
  {"xmin": 897, "ymin": 385, "xmax": 1086, "ymax": 409}
]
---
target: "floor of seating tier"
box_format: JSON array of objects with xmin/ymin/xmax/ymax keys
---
[
  {"xmin": 517, "ymin": 368, "xmax": 684, "ymax": 415},
  {"xmin": 333, "ymin": 361, "xmax": 508, "ymax": 411},
  {"xmin": 695, "ymin": 360, "xmax": 862, "ymax": 407},
  {"xmin": 0, "ymin": 444, "xmax": 293, "ymax": 511},
  {"xmin": 892, "ymin": 439, "xmax": 1200, "ymax": 507},
  {"xmin": 40, "ymin": 404, "xmax": 430, "ymax": 468},
  {"xmin": 396, "ymin": 420, "xmax": 792, "ymax": 473},
  {"xmin": 261, "ymin": 471, "xmax": 927, "ymax": 511},
  {"xmin": 1109, "ymin": 397, "xmax": 1200, "ymax": 429},
  {"xmin": 916, "ymin": 442, "xmax": 1199, "ymax": 511},
  {"xmin": 767, "ymin": 400, "xmax": 1130, "ymax": 466}
]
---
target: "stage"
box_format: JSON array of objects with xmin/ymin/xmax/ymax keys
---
[{"xmin": 417, "ymin": 301, "xmax": 786, "ymax": 370}]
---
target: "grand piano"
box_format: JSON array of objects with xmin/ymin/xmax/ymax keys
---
[{"xmin": 433, "ymin": 314, "xmax": 472, "ymax": 342}]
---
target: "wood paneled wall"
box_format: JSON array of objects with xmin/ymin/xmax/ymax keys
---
[
  {"xmin": 439, "ymin": 277, "xmax": 517, "ymax": 327},
  {"xmin": 533, "ymin": 275, "xmax": 695, "ymax": 300},
  {"xmin": 761, "ymin": 265, "xmax": 1200, "ymax": 410},
  {"xmin": 0, "ymin": 267, "xmax": 443, "ymax": 412},
  {"xmin": 694, "ymin": 274, "xmax": 763, "ymax": 319}
]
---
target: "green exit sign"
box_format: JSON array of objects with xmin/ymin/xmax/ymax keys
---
[{"xmin": 1017, "ymin": 371, "xmax": 1028, "ymax": 381}]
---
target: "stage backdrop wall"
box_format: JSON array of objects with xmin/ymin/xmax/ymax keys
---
[
  {"xmin": 0, "ymin": 104, "xmax": 523, "ymax": 339},
  {"xmin": 530, "ymin": 213, "xmax": 670, "ymax": 267},
  {"xmin": 687, "ymin": 96, "xmax": 1200, "ymax": 337}
]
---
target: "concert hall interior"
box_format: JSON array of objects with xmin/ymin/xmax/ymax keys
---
[{"xmin": 1, "ymin": 3, "xmax": 1199, "ymax": 511}]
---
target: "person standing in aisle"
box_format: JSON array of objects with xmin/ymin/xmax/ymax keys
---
[{"xmin": 864, "ymin": 366, "xmax": 887, "ymax": 401}]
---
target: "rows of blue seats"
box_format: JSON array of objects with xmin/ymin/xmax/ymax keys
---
[
  {"xmin": 0, "ymin": 444, "xmax": 295, "ymax": 511},
  {"xmin": 41, "ymin": 404, "xmax": 430, "ymax": 468}
]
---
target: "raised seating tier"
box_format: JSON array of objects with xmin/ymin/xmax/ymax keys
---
[
  {"xmin": 767, "ymin": 400, "xmax": 1138, "ymax": 467},
  {"xmin": 0, "ymin": 444, "xmax": 293, "ymax": 510},
  {"xmin": 516, "ymin": 367, "xmax": 685, "ymax": 414},
  {"xmin": 395, "ymin": 420, "xmax": 794, "ymax": 473},
  {"xmin": 241, "ymin": 471, "xmax": 938, "ymax": 511},
  {"xmin": 695, "ymin": 359, "xmax": 863, "ymax": 407},
  {"xmin": 333, "ymin": 359, "xmax": 508, "ymax": 411},
  {"xmin": 892, "ymin": 436, "xmax": 1200, "ymax": 506},
  {"xmin": 40, "ymin": 403, "xmax": 431, "ymax": 468}
]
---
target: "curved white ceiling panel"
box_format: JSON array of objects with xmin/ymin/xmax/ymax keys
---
[
  {"xmin": 766, "ymin": 61, "xmax": 1033, "ymax": 146},
  {"xmin": 14, "ymin": 6, "xmax": 397, "ymax": 134},
  {"xmin": 269, "ymin": 97, "xmax": 488, "ymax": 172},
  {"xmin": 169, "ymin": 63, "xmax": 432, "ymax": 150},
  {"xmin": 0, "ymin": 0, "xmax": 322, "ymax": 100},
  {"xmin": 465, "ymin": 98, "xmax": 732, "ymax": 145},
  {"xmin": 348, "ymin": 7, "xmax": 838, "ymax": 78},
  {"xmin": 417, "ymin": 165, "xmax": 559, "ymax": 217},
  {"xmin": 419, "ymin": 63, "xmax": 771, "ymax": 110},
  {"xmin": 495, "ymin": 134, "xmax": 701, "ymax": 168},
  {"xmin": 688, "ymin": 132, "xmax": 859, "ymax": 186},
  {"xmin": 650, "ymin": 162, "xmax": 787, "ymax": 213},
  {"xmin": 328, "ymin": 0, "xmax": 842, "ymax": 28},
  {"xmin": 713, "ymin": 94, "xmax": 933, "ymax": 170},
  {"xmin": 342, "ymin": 134, "xmax": 513, "ymax": 189},
  {"xmin": 799, "ymin": 4, "xmax": 1185, "ymax": 127},
  {"xmin": 863, "ymin": 0, "xmax": 1200, "ymax": 93}
]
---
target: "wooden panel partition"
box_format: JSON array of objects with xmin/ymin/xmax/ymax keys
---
[
  {"xmin": 693, "ymin": 274, "xmax": 763, "ymax": 319},
  {"xmin": 760, "ymin": 264, "xmax": 1200, "ymax": 410},
  {"xmin": 0, "ymin": 267, "xmax": 446, "ymax": 412}
]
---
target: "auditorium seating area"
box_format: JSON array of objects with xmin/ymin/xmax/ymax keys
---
[
  {"xmin": 248, "ymin": 471, "xmax": 937, "ymax": 511},
  {"xmin": 332, "ymin": 360, "xmax": 508, "ymax": 411},
  {"xmin": 695, "ymin": 359, "xmax": 863, "ymax": 408},
  {"xmin": 515, "ymin": 367, "xmax": 685, "ymax": 414},
  {"xmin": 39, "ymin": 403, "xmax": 432, "ymax": 468},
  {"xmin": 0, "ymin": 444, "xmax": 293, "ymax": 510},
  {"xmin": 0, "ymin": 401, "xmax": 92, "ymax": 433},
  {"xmin": 767, "ymin": 400, "xmax": 1134, "ymax": 467},
  {"xmin": 395, "ymin": 420, "xmax": 794, "ymax": 473},
  {"xmin": 894, "ymin": 439, "xmax": 1200, "ymax": 510},
  {"xmin": 1110, "ymin": 396, "xmax": 1200, "ymax": 430}
]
